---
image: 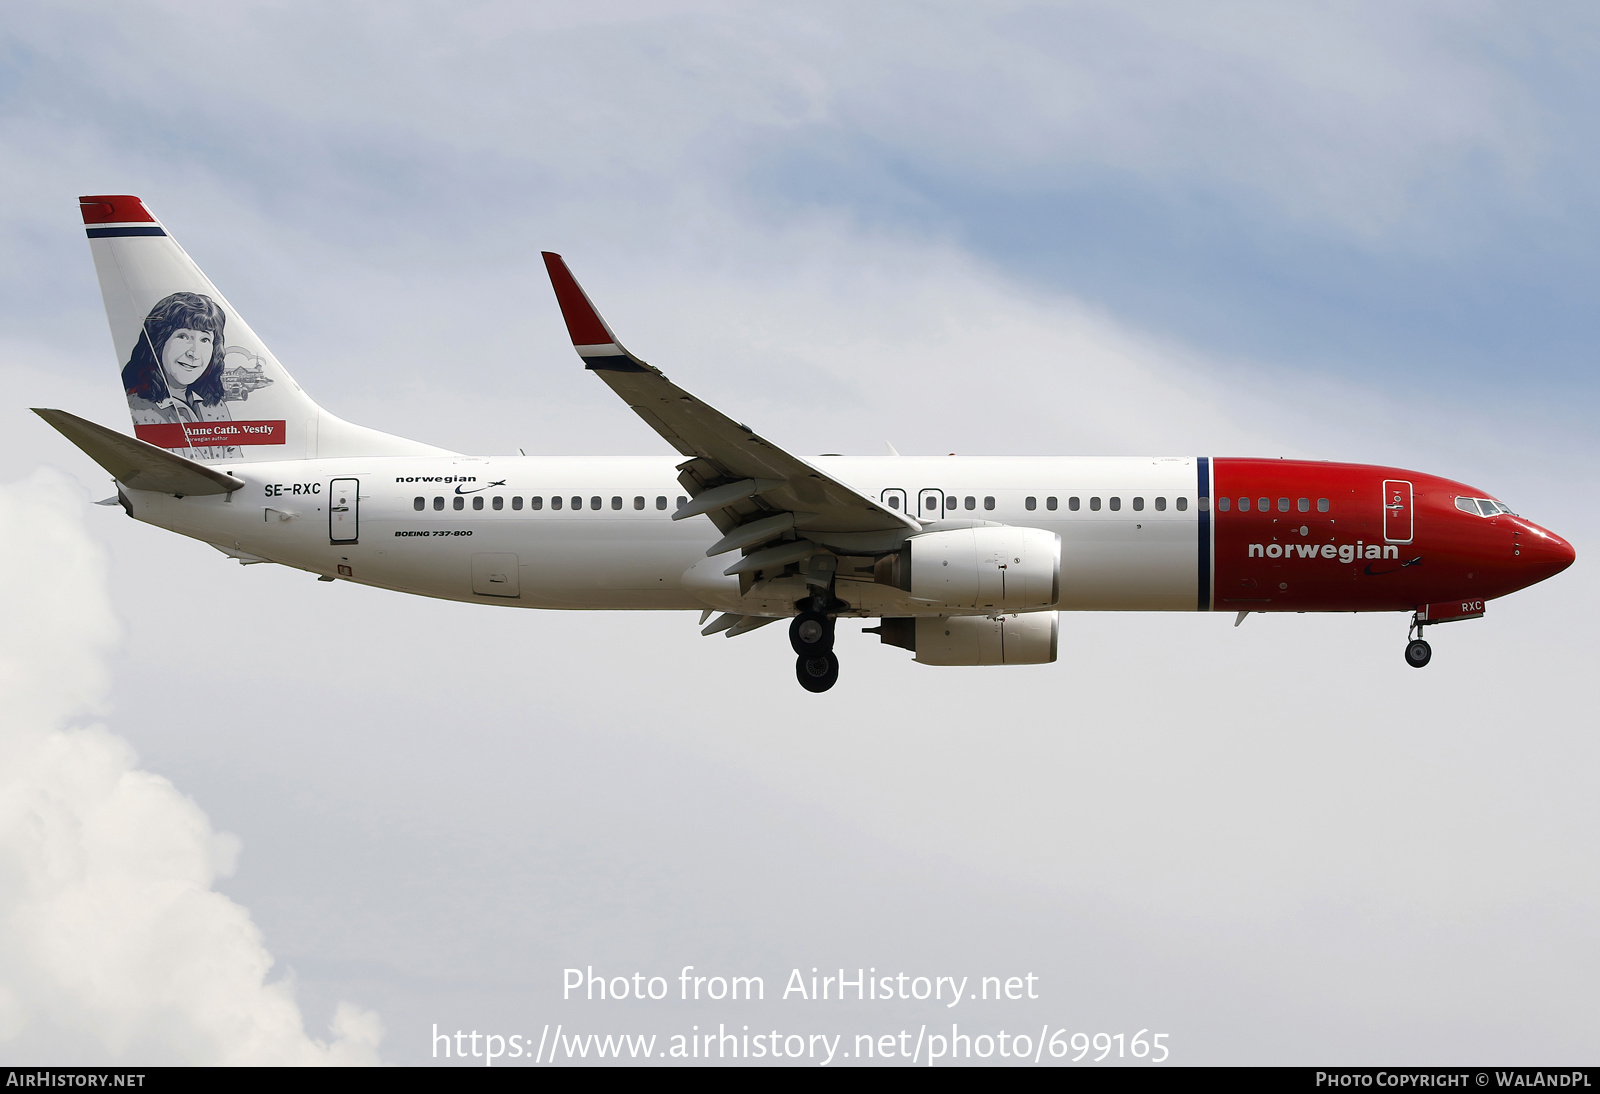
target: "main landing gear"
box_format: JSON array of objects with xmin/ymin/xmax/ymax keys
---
[
  {"xmin": 1404, "ymin": 613, "xmax": 1432, "ymax": 669},
  {"xmin": 791, "ymin": 606, "xmax": 839, "ymax": 693}
]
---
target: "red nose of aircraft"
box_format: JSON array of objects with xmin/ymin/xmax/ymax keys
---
[{"xmin": 1512, "ymin": 518, "xmax": 1576, "ymax": 584}]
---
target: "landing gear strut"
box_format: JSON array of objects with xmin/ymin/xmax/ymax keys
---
[
  {"xmin": 791, "ymin": 602, "xmax": 839, "ymax": 692},
  {"xmin": 1404, "ymin": 614, "xmax": 1432, "ymax": 669}
]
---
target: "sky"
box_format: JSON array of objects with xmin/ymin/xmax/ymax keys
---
[{"xmin": 0, "ymin": 0, "xmax": 1597, "ymax": 1067}]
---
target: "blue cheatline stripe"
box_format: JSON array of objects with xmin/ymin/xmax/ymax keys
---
[
  {"xmin": 1197, "ymin": 456, "xmax": 1212, "ymax": 612},
  {"xmin": 85, "ymin": 226, "xmax": 166, "ymax": 238}
]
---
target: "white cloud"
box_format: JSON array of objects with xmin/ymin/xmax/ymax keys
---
[{"xmin": 0, "ymin": 470, "xmax": 382, "ymax": 1064}]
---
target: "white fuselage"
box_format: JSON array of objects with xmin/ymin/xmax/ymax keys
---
[{"xmin": 129, "ymin": 454, "xmax": 1209, "ymax": 616}]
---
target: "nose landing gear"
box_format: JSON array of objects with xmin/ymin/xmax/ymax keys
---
[{"xmin": 1404, "ymin": 612, "xmax": 1432, "ymax": 669}]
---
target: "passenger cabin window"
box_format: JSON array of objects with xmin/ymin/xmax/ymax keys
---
[
  {"xmin": 552, "ymin": 496, "xmax": 562, "ymax": 510},
  {"xmin": 413, "ymin": 497, "xmax": 424, "ymax": 511},
  {"xmin": 1176, "ymin": 498, "xmax": 1188, "ymax": 512},
  {"xmin": 1297, "ymin": 497, "xmax": 1310, "ymax": 512},
  {"xmin": 513, "ymin": 497, "xmax": 524, "ymax": 510},
  {"xmin": 453, "ymin": 497, "xmax": 464, "ymax": 510},
  {"xmin": 1317, "ymin": 498, "xmax": 1329, "ymax": 512},
  {"xmin": 433, "ymin": 497, "xmax": 444, "ymax": 510},
  {"xmin": 1090, "ymin": 497, "xmax": 1101, "ymax": 511},
  {"xmin": 472, "ymin": 496, "xmax": 484, "ymax": 510},
  {"xmin": 1109, "ymin": 497, "xmax": 1121, "ymax": 511},
  {"xmin": 1069, "ymin": 497, "xmax": 1080, "ymax": 511},
  {"xmin": 888, "ymin": 495, "xmax": 900, "ymax": 509},
  {"xmin": 964, "ymin": 496, "xmax": 976, "ymax": 510},
  {"xmin": 1217, "ymin": 497, "xmax": 1230, "ymax": 512},
  {"xmin": 656, "ymin": 496, "xmax": 667, "ymax": 510},
  {"xmin": 492, "ymin": 496, "xmax": 503, "ymax": 510},
  {"xmin": 1155, "ymin": 497, "xmax": 1167, "ymax": 511},
  {"xmin": 591, "ymin": 496, "xmax": 602, "ymax": 510},
  {"xmin": 1046, "ymin": 496, "xmax": 1058, "ymax": 511},
  {"xmin": 1025, "ymin": 496, "xmax": 1036, "ymax": 510},
  {"xmin": 1133, "ymin": 497, "xmax": 1144, "ymax": 511},
  {"xmin": 634, "ymin": 496, "xmax": 645, "ymax": 510},
  {"xmin": 570, "ymin": 496, "xmax": 581, "ymax": 510},
  {"xmin": 1198, "ymin": 497, "xmax": 1210, "ymax": 511},
  {"xmin": 1258, "ymin": 497, "xmax": 1269, "ymax": 512},
  {"xmin": 983, "ymin": 496, "xmax": 995, "ymax": 510},
  {"xmin": 677, "ymin": 496, "xmax": 688, "ymax": 509},
  {"xmin": 1277, "ymin": 497, "xmax": 1289, "ymax": 512},
  {"xmin": 611, "ymin": 496, "xmax": 622, "ymax": 510},
  {"xmin": 1236, "ymin": 497, "xmax": 1249, "ymax": 512}
]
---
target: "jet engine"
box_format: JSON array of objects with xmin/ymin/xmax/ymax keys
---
[{"xmin": 875, "ymin": 525, "xmax": 1060, "ymax": 611}]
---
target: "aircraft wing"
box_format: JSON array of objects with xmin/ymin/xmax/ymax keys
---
[{"xmin": 541, "ymin": 253, "xmax": 919, "ymax": 560}]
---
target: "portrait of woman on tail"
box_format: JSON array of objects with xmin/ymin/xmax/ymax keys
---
[{"xmin": 121, "ymin": 291, "xmax": 240, "ymax": 459}]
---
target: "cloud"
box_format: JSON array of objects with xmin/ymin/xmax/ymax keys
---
[{"xmin": 0, "ymin": 470, "xmax": 382, "ymax": 1064}]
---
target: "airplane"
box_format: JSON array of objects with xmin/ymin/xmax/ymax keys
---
[{"xmin": 37, "ymin": 195, "xmax": 1576, "ymax": 693}]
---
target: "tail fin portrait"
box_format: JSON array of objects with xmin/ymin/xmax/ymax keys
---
[{"xmin": 80, "ymin": 195, "xmax": 449, "ymax": 463}]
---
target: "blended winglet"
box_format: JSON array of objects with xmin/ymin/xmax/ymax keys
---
[
  {"xmin": 540, "ymin": 252, "xmax": 651, "ymax": 373},
  {"xmin": 34, "ymin": 408, "xmax": 243, "ymax": 496}
]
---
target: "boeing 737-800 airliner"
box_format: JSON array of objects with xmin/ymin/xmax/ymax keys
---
[{"xmin": 37, "ymin": 196, "xmax": 1575, "ymax": 692}]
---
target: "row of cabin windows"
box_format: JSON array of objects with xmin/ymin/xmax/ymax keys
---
[
  {"xmin": 1215, "ymin": 497, "xmax": 1331, "ymax": 513},
  {"xmin": 1034, "ymin": 496, "xmax": 1184, "ymax": 512},
  {"xmin": 887, "ymin": 495, "xmax": 1190, "ymax": 513},
  {"xmin": 414, "ymin": 495, "xmax": 689, "ymax": 512}
]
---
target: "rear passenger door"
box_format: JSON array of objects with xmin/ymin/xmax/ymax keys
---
[{"xmin": 329, "ymin": 478, "xmax": 359, "ymax": 544}]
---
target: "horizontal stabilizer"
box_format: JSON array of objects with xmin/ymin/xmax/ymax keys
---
[{"xmin": 34, "ymin": 408, "xmax": 243, "ymax": 496}]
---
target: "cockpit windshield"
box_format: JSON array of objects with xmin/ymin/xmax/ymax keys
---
[{"xmin": 1456, "ymin": 496, "xmax": 1515, "ymax": 517}]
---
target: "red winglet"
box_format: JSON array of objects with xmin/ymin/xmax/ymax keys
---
[
  {"xmin": 79, "ymin": 195, "xmax": 156, "ymax": 224},
  {"xmin": 541, "ymin": 252, "xmax": 617, "ymax": 347}
]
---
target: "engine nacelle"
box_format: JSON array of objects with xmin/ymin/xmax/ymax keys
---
[
  {"xmin": 881, "ymin": 525, "xmax": 1060, "ymax": 611},
  {"xmin": 870, "ymin": 612, "xmax": 1059, "ymax": 666}
]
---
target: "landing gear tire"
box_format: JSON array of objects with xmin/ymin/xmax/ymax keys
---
[
  {"xmin": 796, "ymin": 651, "xmax": 840, "ymax": 693},
  {"xmin": 790, "ymin": 610, "xmax": 834, "ymax": 655},
  {"xmin": 1405, "ymin": 639, "xmax": 1432, "ymax": 668}
]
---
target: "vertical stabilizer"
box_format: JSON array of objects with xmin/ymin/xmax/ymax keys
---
[{"xmin": 80, "ymin": 195, "xmax": 451, "ymax": 463}]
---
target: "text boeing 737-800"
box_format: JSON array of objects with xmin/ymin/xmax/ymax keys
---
[{"xmin": 37, "ymin": 195, "xmax": 1575, "ymax": 692}]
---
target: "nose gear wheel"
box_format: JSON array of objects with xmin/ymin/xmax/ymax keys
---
[{"xmin": 1405, "ymin": 638, "xmax": 1432, "ymax": 668}]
